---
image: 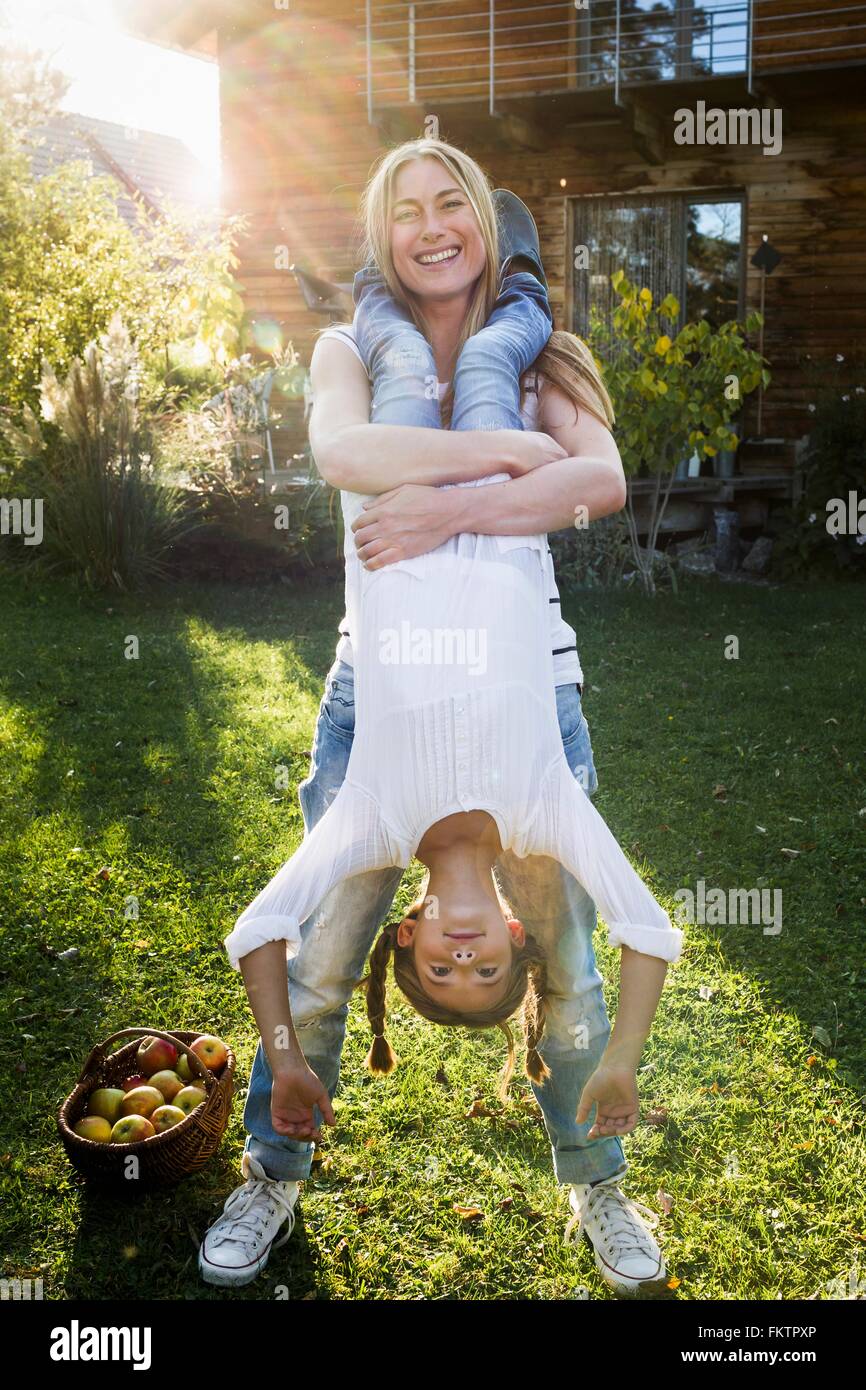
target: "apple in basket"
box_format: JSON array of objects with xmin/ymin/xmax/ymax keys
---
[
  {"xmin": 110, "ymin": 1115, "xmax": 156, "ymax": 1143},
  {"xmin": 86, "ymin": 1088, "xmax": 126, "ymax": 1124},
  {"xmin": 119, "ymin": 1085, "xmax": 164, "ymax": 1119},
  {"xmin": 73, "ymin": 1116, "xmax": 112, "ymax": 1143},
  {"xmin": 122, "ymin": 1074, "xmax": 148, "ymax": 1093},
  {"xmin": 173, "ymin": 1086, "xmax": 206, "ymax": 1117},
  {"xmin": 136, "ymin": 1036, "xmax": 179, "ymax": 1077},
  {"xmin": 189, "ymin": 1035, "xmax": 229, "ymax": 1073},
  {"xmin": 151, "ymin": 1105, "xmax": 186, "ymax": 1133},
  {"xmin": 176, "ymin": 1054, "xmax": 195, "ymax": 1082},
  {"xmin": 148, "ymin": 1070, "xmax": 184, "ymax": 1103}
]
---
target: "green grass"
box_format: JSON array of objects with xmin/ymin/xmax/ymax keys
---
[{"xmin": 0, "ymin": 566, "xmax": 864, "ymax": 1301}]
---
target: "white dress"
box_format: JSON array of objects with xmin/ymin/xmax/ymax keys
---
[
  {"xmin": 223, "ymin": 348, "xmax": 684, "ymax": 969},
  {"xmin": 323, "ymin": 322, "xmax": 585, "ymax": 690}
]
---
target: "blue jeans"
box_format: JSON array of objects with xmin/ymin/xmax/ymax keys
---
[
  {"xmin": 243, "ymin": 268, "xmax": 627, "ymax": 1188},
  {"xmin": 350, "ymin": 261, "xmax": 554, "ymax": 430}
]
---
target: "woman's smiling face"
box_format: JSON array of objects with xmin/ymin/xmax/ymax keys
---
[{"xmin": 389, "ymin": 157, "xmax": 488, "ymax": 300}]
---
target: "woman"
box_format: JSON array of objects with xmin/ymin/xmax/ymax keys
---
[{"xmin": 202, "ymin": 138, "xmax": 682, "ymax": 1294}]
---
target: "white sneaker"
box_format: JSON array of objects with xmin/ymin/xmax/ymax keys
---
[
  {"xmin": 564, "ymin": 1172, "xmax": 667, "ymax": 1294},
  {"xmin": 198, "ymin": 1151, "xmax": 301, "ymax": 1288}
]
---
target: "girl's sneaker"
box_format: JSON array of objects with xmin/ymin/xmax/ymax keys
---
[
  {"xmin": 492, "ymin": 188, "xmax": 549, "ymax": 290},
  {"xmin": 198, "ymin": 1151, "xmax": 301, "ymax": 1287}
]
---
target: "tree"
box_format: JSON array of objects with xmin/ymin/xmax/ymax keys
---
[{"xmin": 588, "ymin": 269, "xmax": 770, "ymax": 595}]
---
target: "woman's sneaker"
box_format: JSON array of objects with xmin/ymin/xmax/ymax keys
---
[
  {"xmin": 198, "ymin": 1151, "xmax": 301, "ymax": 1288},
  {"xmin": 564, "ymin": 1172, "xmax": 668, "ymax": 1295}
]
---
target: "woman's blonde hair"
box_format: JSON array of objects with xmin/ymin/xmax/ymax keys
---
[
  {"xmin": 353, "ymin": 873, "xmax": 553, "ymax": 1102},
  {"xmin": 324, "ymin": 134, "xmax": 614, "ymax": 431}
]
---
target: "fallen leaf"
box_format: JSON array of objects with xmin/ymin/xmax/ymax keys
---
[
  {"xmin": 656, "ymin": 1189, "xmax": 675, "ymax": 1215},
  {"xmin": 712, "ymin": 784, "xmax": 727, "ymax": 800},
  {"xmin": 465, "ymin": 1099, "xmax": 494, "ymax": 1118},
  {"xmin": 453, "ymin": 1205, "xmax": 484, "ymax": 1222}
]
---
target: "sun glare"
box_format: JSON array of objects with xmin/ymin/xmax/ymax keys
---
[{"xmin": 1, "ymin": 0, "xmax": 221, "ymax": 193}]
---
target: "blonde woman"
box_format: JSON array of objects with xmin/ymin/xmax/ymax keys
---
[{"xmin": 200, "ymin": 139, "xmax": 681, "ymax": 1296}]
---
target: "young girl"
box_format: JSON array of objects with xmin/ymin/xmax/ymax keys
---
[{"xmin": 223, "ymin": 245, "xmax": 682, "ymax": 1130}]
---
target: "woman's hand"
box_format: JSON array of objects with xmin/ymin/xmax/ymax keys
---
[
  {"xmin": 499, "ymin": 429, "xmax": 569, "ymax": 478},
  {"xmin": 353, "ymin": 483, "xmax": 454, "ymax": 568},
  {"xmin": 575, "ymin": 1063, "xmax": 640, "ymax": 1138},
  {"xmin": 271, "ymin": 1062, "xmax": 336, "ymax": 1143}
]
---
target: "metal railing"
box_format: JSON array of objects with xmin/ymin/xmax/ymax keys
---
[{"xmin": 360, "ymin": 1, "xmax": 866, "ymax": 118}]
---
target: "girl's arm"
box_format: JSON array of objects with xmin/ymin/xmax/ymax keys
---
[
  {"xmin": 240, "ymin": 940, "xmax": 336, "ymax": 1141},
  {"xmin": 603, "ymin": 947, "xmax": 669, "ymax": 1071},
  {"xmin": 239, "ymin": 939, "xmax": 308, "ymax": 1075},
  {"xmin": 309, "ymin": 336, "xmax": 522, "ymax": 492},
  {"xmin": 223, "ymin": 780, "xmax": 395, "ymax": 971}
]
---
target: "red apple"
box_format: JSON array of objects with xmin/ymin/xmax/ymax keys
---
[
  {"xmin": 110, "ymin": 1114, "xmax": 155, "ymax": 1143},
  {"xmin": 74, "ymin": 1116, "xmax": 112, "ymax": 1143},
  {"xmin": 122, "ymin": 1074, "xmax": 147, "ymax": 1093},
  {"xmin": 119, "ymin": 1085, "xmax": 164, "ymax": 1119},
  {"xmin": 136, "ymin": 1036, "xmax": 179, "ymax": 1076},
  {"xmin": 86, "ymin": 1088, "xmax": 126, "ymax": 1124},
  {"xmin": 148, "ymin": 1070, "xmax": 184, "ymax": 1102},
  {"xmin": 189, "ymin": 1034, "xmax": 229, "ymax": 1073},
  {"xmin": 173, "ymin": 1086, "xmax": 205, "ymax": 1116},
  {"xmin": 151, "ymin": 1104, "xmax": 186, "ymax": 1133}
]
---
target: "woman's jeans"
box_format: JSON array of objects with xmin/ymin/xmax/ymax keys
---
[{"xmin": 242, "ymin": 268, "xmax": 628, "ymax": 1189}]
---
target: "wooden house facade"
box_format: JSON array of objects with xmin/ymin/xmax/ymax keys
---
[{"xmin": 116, "ymin": 0, "xmax": 866, "ymax": 536}]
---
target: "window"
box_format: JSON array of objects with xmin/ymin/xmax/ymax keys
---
[{"xmin": 570, "ymin": 191, "xmax": 745, "ymax": 335}]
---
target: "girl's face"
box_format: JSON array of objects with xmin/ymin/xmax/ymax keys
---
[
  {"xmin": 397, "ymin": 905, "xmax": 525, "ymax": 1011},
  {"xmin": 388, "ymin": 157, "xmax": 488, "ymax": 301}
]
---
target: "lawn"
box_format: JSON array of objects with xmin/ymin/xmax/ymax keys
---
[{"xmin": 0, "ymin": 565, "xmax": 864, "ymax": 1301}]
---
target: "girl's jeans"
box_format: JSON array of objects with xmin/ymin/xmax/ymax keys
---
[{"xmin": 242, "ymin": 268, "xmax": 627, "ymax": 1190}]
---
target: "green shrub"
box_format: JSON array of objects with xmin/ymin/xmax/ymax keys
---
[
  {"xmin": 773, "ymin": 388, "xmax": 866, "ymax": 580},
  {"xmin": 0, "ymin": 313, "xmax": 196, "ymax": 590}
]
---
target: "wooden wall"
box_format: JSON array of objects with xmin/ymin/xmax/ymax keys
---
[
  {"xmin": 754, "ymin": 1, "xmax": 866, "ymax": 72},
  {"xmin": 216, "ymin": 1, "xmax": 866, "ymax": 458}
]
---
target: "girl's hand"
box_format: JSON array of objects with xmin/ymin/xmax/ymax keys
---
[
  {"xmin": 575, "ymin": 1063, "xmax": 640, "ymax": 1138},
  {"xmin": 271, "ymin": 1062, "xmax": 336, "ymax": 1143},
  {"xmin": 501, "ymin": 429, "xmax": 569, "ymax": 477}
]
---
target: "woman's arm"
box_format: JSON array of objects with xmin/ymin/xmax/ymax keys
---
[
  {"xmin": 438, "ymin": 382, "xmax": 627, "ymax": 536},
  {"xmin": 309, "ymin": 336, "xmax": 521, "ymax": 492},
  {"xmin": 351, "ymin": 384, "xmax": 628, "ymax": 567}
]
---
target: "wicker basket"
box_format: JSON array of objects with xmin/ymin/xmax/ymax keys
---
[{"xmin": 58, "ymin": 1027, "xmax": 235, "ymax": 1190}]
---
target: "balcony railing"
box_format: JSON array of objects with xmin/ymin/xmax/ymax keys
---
[{"xmin": 359, "ymin": 1, "xmax": 866, "ymax": 118}]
